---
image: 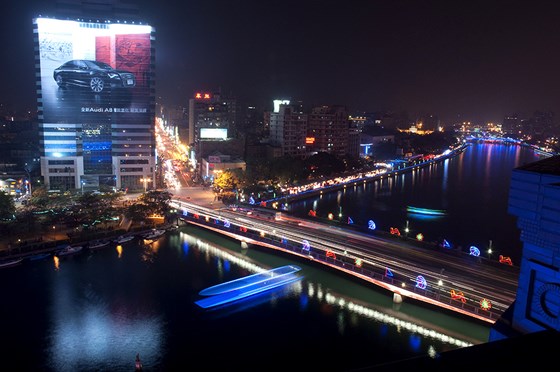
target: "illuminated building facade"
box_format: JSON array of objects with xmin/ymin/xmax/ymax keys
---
[{"xmin": 33, "ymin": 3, "xmax": 156, "ymax": 192}]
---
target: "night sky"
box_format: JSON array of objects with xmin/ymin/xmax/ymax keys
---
[{"xmin": 2, "ymin": 0, "xmax": 560, "ymax": 124}]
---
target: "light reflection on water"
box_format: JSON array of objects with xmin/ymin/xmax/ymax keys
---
[{"xmin": 47, "ymin": 258, "xmax": 164, "ymax": 372}]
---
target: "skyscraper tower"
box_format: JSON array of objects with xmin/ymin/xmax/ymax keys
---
[{"xmin": 33, "ymin": 0, "xmax": 156, "ymax": 192}]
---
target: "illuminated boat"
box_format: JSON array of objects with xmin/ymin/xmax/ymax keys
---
[
  {"xmin": 199, "ymin": 265, "xmax": 302, "ymax": 296},
  {"xmin": 55, "ymin": 245, "xmax": 83, "ymax": 257},
  {"xmin": 142, "ymin": 229, "xmax": 166, "ymax": 240},
  {"xmin": 114, "ymin": 235, "xmax": 136, "ymax": 244},
  {"xmin": 0, "ymin": 258, "xmax": 23, "ymax": 269},
  {"xmin": 195, "ymin": 269, "xmax": 302, "ymax": 309},
  {"xmin": 88, "ymin": 239, "xmax": 111, "ymax": 250},
  {"xmin": 406, "ymin": 205, "xmax": 447, "ymax": 216}
]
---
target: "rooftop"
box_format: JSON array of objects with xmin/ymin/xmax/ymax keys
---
[{"xmin": 516, "ymin": 155, "xmax": 560, "ymax": 175}]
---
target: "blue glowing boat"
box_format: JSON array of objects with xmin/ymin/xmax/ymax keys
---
[
  {"xmin": 406, "ymin": 205, "xmax": 447, "ymax": 216},
  {"xmin": 199, "ymin": 265, "xmax": 302, "ymax": 296},
  {"xmin": 195, "ymin": 270, "xmax": 302, "ymax": 309}
]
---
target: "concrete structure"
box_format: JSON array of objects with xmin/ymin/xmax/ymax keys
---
[{"xmin": 491, "ymin": 154, "xmax": 560, "ymax": 338}]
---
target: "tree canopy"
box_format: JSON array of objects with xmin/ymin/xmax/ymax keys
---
[{"xmin": 0, "ymin": 191, "xmax": 16, "ymax": 221}]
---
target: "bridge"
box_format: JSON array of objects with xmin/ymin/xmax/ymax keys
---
[{"xmin": 169, "ymin": 199, "xmax": 519, "ymax": 324}]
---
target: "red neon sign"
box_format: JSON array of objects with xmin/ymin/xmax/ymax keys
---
[{"xmin": 195, "ymin": 92, "xmax": 212, "ymax": 99}]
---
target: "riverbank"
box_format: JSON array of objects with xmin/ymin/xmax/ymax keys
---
[
  {"xmin": 0, "ymin": 186, "xmax": 219, "ymax": 260},
  {"xmin": 266, "ymin": 142, "xmax": 470, "ymax": 205}
]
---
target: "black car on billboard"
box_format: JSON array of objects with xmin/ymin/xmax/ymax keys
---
[{"xmin": 53, "ymin": 59, "xmax": 136, "ymax": 93}]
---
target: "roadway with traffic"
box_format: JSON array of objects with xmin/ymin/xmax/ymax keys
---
[{"xmin": 170, "ymin": 198, "xmax": 519, "ymax": 324}]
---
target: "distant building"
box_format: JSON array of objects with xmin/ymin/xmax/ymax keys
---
[
  {"xmin": 188, "ymin": 91, "xmax": 237, "ymax": 168},
  {"xmin": 266, "ymin": 100, "xmax": 308, "ymax": 158},
  {"xmin": 359, "ymin": 126, "xmax": 396, "ymax": 158},
  {"xmin": 307, "ymin": 105, "xmax": 350, "ymax": 158},
  {"xmin": 200, "ymin": 152, "xmax": 246, "ymax": 182},
  {"xmin": 33, "ymin": 1, "xmax": 156, "ymax": 192}
]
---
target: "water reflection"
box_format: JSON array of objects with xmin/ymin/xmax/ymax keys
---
[{"xmin": 48, "ymin": 256, "xmax": 164, "ymax": 371}]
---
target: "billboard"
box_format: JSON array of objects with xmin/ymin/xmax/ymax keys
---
[
  {"xmin": 200, "ymin": 128, "xmax": 227, "ymax": 140},
  {"xmin": 36, "ymin": 18, "xmax": 153, "ymax": 125}
]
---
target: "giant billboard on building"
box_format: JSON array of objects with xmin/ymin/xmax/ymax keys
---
[{"xmin": 36, "ymin": 17, "xmax": 153, "ymax": 125}]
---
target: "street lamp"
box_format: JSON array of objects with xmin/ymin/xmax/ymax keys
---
[
  {"xmin": 24, "ymin": 163, "xmax": 32, "ymax": 196},
  {"xmin": 141, "ymin": 177, "xmax": 152, "ymax": 193},
  {"xmin": 404, "ymin": 220, "xmax": 410, "ymax": 238}
]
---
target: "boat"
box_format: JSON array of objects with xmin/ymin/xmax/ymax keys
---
[
  {"xmin": 88, "ymin": 239, "xmax": 111, "ymax": 250},
  {"xmin": 195, "ymin": 265, "xmax": 302, "ymax": 309},
  {"xmin": 195, "ymin": 266, "xmax": 302, "ymax": 309},
  {"xmin": 199, "ymin": 265, "xmax": 302, "ymax": 296},
  {"xmin": 114, "ymin": 235, "xmax": 136, "ymax": 244},
  {"xmin": 27, "ymin": 252, "xmax": 52, "ymax": 261},
  {"xmin": 406, "ymin": 205, "xmax": 447, "ymax": 216},
  {"xmin": 55, "ymin": 245, "xmax": 83, "ymax": 257},
  {"xmin": 0, "ymin": 258, "xmax": 24, "ymax": 268},
  {"xmin": 142, "ymin": 229, "xmax": 166, "ymax": 241}
]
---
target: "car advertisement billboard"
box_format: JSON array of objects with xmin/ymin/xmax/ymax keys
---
[{"xmin": 36, "ymin": 17, "xmax": 153, "ymax": 125}]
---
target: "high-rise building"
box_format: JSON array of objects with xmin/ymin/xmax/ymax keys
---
[
  {"xmin": 33, "ymin": 1, "xmax": 156, "ymax": 192},
  {"xmin": 266, "ymin": 100, "xmax": 308, "ymax": 158},
  {"xmin": 307, "ymin": 105, "xmax": 350, "ymax": 158},
  {"xmin": 188, "ymin": 91, "xmax": 236, "ymax": 165}
]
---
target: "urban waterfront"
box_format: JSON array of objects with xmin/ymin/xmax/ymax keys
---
[
  {"xmin": 0, "ymin": 142, "xmax": 539, "ymax": 371},
  {"xmin": 287, "ymin": 142, "xmax": 543, "ymax": 266}
]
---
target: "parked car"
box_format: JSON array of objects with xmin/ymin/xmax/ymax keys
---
[{"xmin": 53, "ymin": 59, "xmax": 136, "ymax": 93}]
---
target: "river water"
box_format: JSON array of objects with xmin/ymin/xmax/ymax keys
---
[
  {"xmin": 0, "ymin": 143, "xmax": 540, "ymax": 371},
  {"xmin": 287, "ymin": 142, "xmax": 542, "ymax": 265}
]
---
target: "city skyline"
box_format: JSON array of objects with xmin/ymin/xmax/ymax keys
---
[{"xmin": 2, "ymin": 0, "xmax": 560, "ymax": 125}]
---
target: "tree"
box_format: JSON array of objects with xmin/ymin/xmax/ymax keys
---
[
  {"xmin": 138, "ymin": 190, "xmax": 173, "ymax": 216},
  {"xmin": 0, "ymin": 191, "xmax": 16, "ymax": 221},
  {"xmin": 305, "ymin": 152, "xmax": 345, "ymax": 178},
  {"xmin": 124, "ymin": 203, "xmax": 152, "ymax": 224},
  {"xmin": 270, "ymin": 156, "xmax": 307, "ymax": 185},
  {"xmin": 214, "ymin": 170, "xmax": 242, "ymax": 191}
]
